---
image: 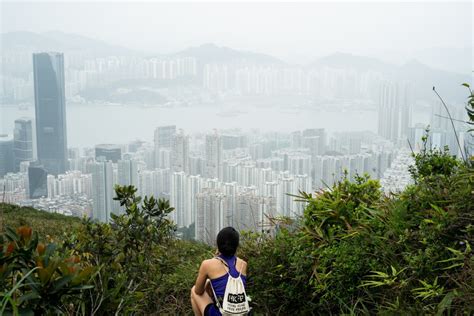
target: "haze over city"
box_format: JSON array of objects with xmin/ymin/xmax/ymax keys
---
[
  {"xmin": 1, "ymin": 2, "xmax": 472, "ymax": 68},
  {"xmin": 1, "ymin": 2, "xmax": 474, "ymax": 314},
  {"xmin": 0, "ymin": 0, "xmax": 472, "ymax": 239}
]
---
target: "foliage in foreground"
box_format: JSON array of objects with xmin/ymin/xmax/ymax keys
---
[{"xmin": 240, "ymin": 154, "xmax": 473, "ymax": 314}]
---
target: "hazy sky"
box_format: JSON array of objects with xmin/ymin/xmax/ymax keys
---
[{"xmin": 1, "ymin": 1, "xmax": 472, "ymax": 65}]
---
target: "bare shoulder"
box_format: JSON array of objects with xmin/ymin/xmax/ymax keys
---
[
  {"xmin": 236, "ymin": 257, "xmax": 248, "ymax": 275},
  {"xmin": 202, "ymin": 257, "xmax": 223, "ymax": 270},
  {"xmin": 200, "ymin": 258, "xmax": 215, "ymax": 271}
]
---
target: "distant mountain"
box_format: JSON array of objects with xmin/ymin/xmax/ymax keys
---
[
  {"xmin": 310, "ymin": 52, "xmax": 396, "ymax": 73},
  {"xmin": 310, "ymin": 52, "xmax": 470, "ymax": 103},
  {"xmin": 172, "ymin": 43, "xmax": 285, "ymax": 65},
  {"xmin": 396, "ymin": 59, "xmax": 469, "ymax": 103},
  {"xmin": 1, "ymin": 31, "xmax": 470, "ymax": 103},
  {"xmin": 410, "ymin": 46, "xmax": 472, "ymax": 75},
  {"xmin": 1, "ymin": 31, "xmax": 135, "ymax": 56}
]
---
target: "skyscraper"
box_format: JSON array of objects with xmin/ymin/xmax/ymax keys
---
[
  {"xmin": 186, "ymin": 175, "xmax": 202, "ymax": 236},
  {"xmin": 33, "ymin": 52, "xmax": 67, "ymax": 175},
  {"xmin": 205, "ymin": 131, "xmax": 223, "ymax": 179},
  {"xmin": 303, "ymin": 128, "xmax": 326, "ymax": 154},
  {"xmin": 172, "ymin": 130, "xmax": 190, "ymax": 173},
  {"xmin": 196, "ymin": 188, "xmax": 226, "ymax": 244},
  {"xmin": 117, "ymin": 159, "xmax": 138, "ymax": 187},
  {"xmin": 0, "ymin": 134, "xmax": 15, "ymax": 177},
  {"xmin": 154, "ymin": 125, "xmax": 176, "ymax": 167},
  {"xmin": 171, "ymin": 171, "xmax": 187, "ymax": 227},
  {"xmin": 87, "ymin": 158, "xmax": 114, "ymax": 222},
  {"xmin": 13, "ymin": 118, "xmax": 34, "ymax": 171},
  {"xmin": 378, "ymin": 81, "xmax": 412, "ymax": 142}
]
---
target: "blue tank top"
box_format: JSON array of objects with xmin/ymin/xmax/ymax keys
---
[{"xmin": 210, "ymin": 255, "xmax": 247, "ymax": 298}]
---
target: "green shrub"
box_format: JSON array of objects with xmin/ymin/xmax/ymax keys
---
[{"xmin": 0, "ymin": 226, "xmax": 93, "ymax": 315}]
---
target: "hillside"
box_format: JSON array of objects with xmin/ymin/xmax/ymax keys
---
[
  {"xmin": 0, "ymin": 203, "xmax": 81, "ymax": 241},
  {"xmin": 172, "ymin": 42, "xmax": 285, "ymax": 65}
]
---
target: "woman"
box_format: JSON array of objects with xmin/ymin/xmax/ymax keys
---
[{"xmin": 190, "ymin": 227, "xmax": 248, "ymax": 316}]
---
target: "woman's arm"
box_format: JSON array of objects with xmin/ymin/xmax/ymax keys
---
[{"xmin": 194, "ymin": 260, "xmax": 209, "ymax": 295}]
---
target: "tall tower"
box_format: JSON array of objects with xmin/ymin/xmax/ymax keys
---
[
  {"xmin": 378, "ymin": 81, "xmax": 412, "ymax": 142},
  {"xmin": 195, "ymin": 188, "xmax": 226, "ymax": 244},
  {"xmin": 13, "ymin": 118, "xmax": 34, "ymax": 171},
  {"xmin": 171, "ymin": 171, "xmax": 187, "ymax": 227},
  {"xmin": 154, "ymin": 125, "xmax": 176, "ymax": 168},
  {"xmin": 33, "ymin": 52, "xmax": 67, "ymax": 175},
  {"xmin": 205, "ymin": 131, "xmax": 223, "ymax": 179},
  {"xmin": 172, "ymin": 129, "xmax": 190, "ymax": 173},
  {"xmin": 87, "ymin": 158, "xmax": 114, "ymax": 223},
  {"xmin": 0, "ymin": 134, "xmax": 15, "ymax": 177},
  {"xmin": 117, "ymin": 159, "xmax": 138, "ymax": 187}
]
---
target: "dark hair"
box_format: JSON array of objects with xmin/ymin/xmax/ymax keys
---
[{"xmin": 217, "ymin": 227, "xmax": 239, "ymax": 256}]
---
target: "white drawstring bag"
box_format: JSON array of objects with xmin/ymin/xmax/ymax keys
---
[{"xmin": 210, "ymin": 257, "xmax": 251, "ymax": 315}]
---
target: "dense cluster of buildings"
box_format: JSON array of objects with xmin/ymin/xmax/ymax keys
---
[
  {"xmin": 1, "ymin": 54, "xmax": 198, "ymax": 102},
  {"xmin": 1, "ymin": 51, "xmax": 472, "ymax": 245},
  {"xmin": 203, "ymin": 63, "xmax": 382, "ymax": 99},
  {"xmin": 1, "ymin": 50, "xmax": 394, "ymax": 104}
]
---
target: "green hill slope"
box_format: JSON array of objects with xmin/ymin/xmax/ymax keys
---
[{"xmin": 0, "ymin": 203, "xmax": 81, "ymax": 241}]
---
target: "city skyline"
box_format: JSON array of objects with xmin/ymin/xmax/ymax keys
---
[{"xmin": 0, "ymin": 1, "xmax": 472, "ymax": 243}]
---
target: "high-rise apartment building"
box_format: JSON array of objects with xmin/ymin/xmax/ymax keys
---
[
  {"xmin": 378, "ymin": 81, "xmax": 412, "ymax": 142},
  {"xmin": 233, "ymin": 189, "xmax": 262, "ymax": 232},
  {"xmin": 87, "ymin": 158, "xmax": 114, "ymax": 222},
  {"xmin": 277, "ymin": 173, "xmax": 296, "ymax": 217},
  {"xmin": 33, "ymin": 52, "xmax": 68, "ymax": 175},
  {"xmin": 170, "ymin": 171, "xmax": 188, "ymax": 227},
  {"xmin": 205, "ymin": 131, "xmax": 223, "ymax": 179},
  {"xmin": 154, "ymin": 125, "xmax": 176, "ymax": 167},
  {"xmin": 195, "ymin": 188, "xmax": 227, "ymax": 244},
  {"xmin": 117, "ymin": 159, "xmax": 138, "ymax": 187},
  {"xmin": 303, "ymin": 128, "xmax": 326, "ymax": 155},
  {"xmin": 172, "ymin": 130, "xmax": 190, "ymax": 173},
  {"xmin": 186, "ymin": 175, "xmax": 202, "ymax": 236}
]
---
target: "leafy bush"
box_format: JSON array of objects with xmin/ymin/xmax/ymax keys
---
[
  {"xmin": 408, "ymin": 129, "xmax": 460, "ymax": 182},
  {"xmin": 67, "ymin": 185, "xmax": 178, "ymax": 314},
  {"xmin": 240, "ymin": 159, "xmax": 473, "ymax": 315},
  {"xmin": 0, "ymin": 226, "xmax": 93, "ymax": 315}
]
